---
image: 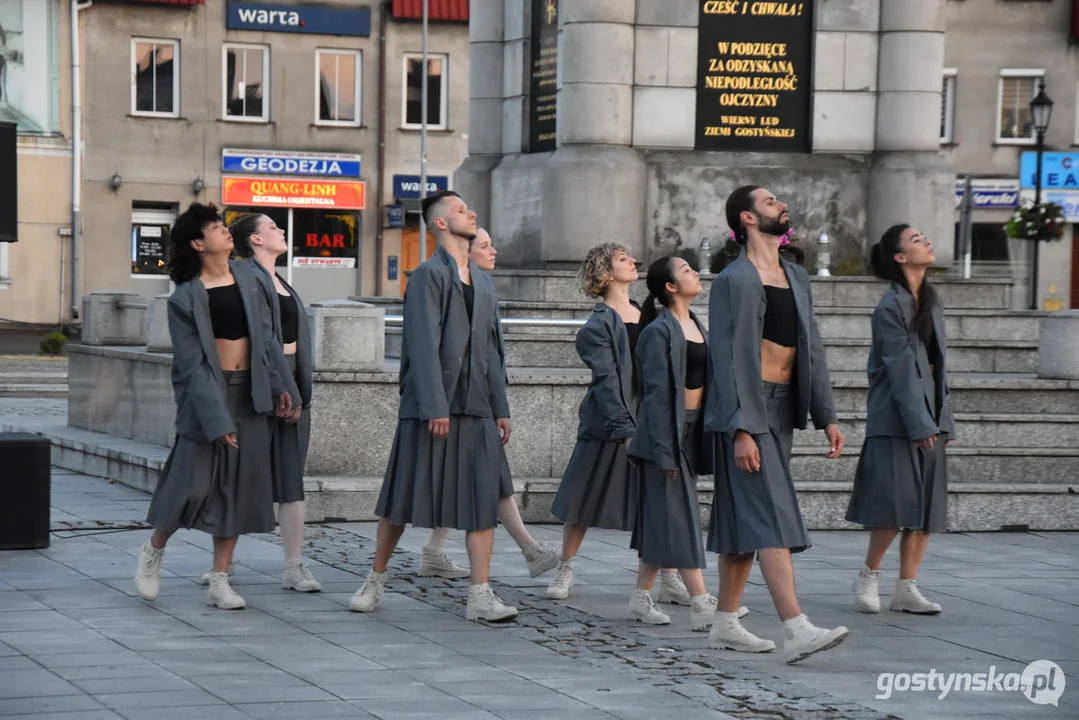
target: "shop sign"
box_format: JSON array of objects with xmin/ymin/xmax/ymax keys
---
[
  {"xmin": 226, "ymin": 2, "xmax": 372, "ymax": 37},
  {"xmin": 387, "ymin": 204, "xmax": 405, "ymax": 228},
  {"xmin": 954, "ymin": 179, "xmax": 1020, "ymax": 209},
  {"xmin": 222, "ymin": 148, "xmax": 361, "ymax": 178},
  {"xmin": 293, "ymin": 256, "xmax": 355, "ymax": 268},
  {"xmin": 695, "ymin": 1, "xmax": 813, "ymax": 152},
  {"xmin": 392, "ymin": 174, "xmax": 448, "ymax": 199},
  {"xmin": 222, "ymin": 176, "xmax": 366, "ymax": 210},
  {"xmin": 1019, "ymin": 152, "xmax": 1079, "ymax": 190}
]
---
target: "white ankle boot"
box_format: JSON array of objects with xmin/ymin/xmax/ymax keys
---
[
  {"xmin": 466, "ymin": 583, "xmax": 519, "ymax": 622},
  {"xmin": 709, "ymin": 611, "xmax": 776, "ymax": 652},
  {"xmin": 198, "ymin": 562, "xmax": 236, "ymax": 586},
  {"xmin": 282, "ymin": 559, "xmax": 322, "ymax": 592},
  {"xmin": 657, "ymin": 571, "xmax": 692, "ymax": 605},
  {"xmin": 627, "ymin": 589, "xmax": 671, "ymax": 625},
  {"xmin": 690, "ymin": 593, "xmax": 717, "ymax": 632},
  {"xmin": 890, "ymin": 579, "xmax": 942, "ymax": 615},
  {"xmin": 522, "ymin": 541, "xmax": 560, "ymax": 578},
  {"xmin": 205, "ymin": 572, "xmax": 246, "ymax": 610},
  {"xmin": 782, "ymin": 614, "xmax": 848, "ymax": 664},
  {"xmin": 546, "ymin": 559, "xmax": 575, "ymax": 600},
  {"xmin": 134, "ymin": 540, "xmax": 165, "ymax": 601},
  {"xmin": 349, "ymin": 570, "xmax": 386, "ymax": 612},
  {"xmin": 853, "ymin": 565, "xmax": 882, "ymax": 613},
  {"xmin": 417, "ymin": 547, "xmax": 470, "ymax": 579}
]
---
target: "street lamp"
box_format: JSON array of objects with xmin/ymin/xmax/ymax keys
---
[{"xmin": 1029, "ymin": 80, "xmax": 1054, "ymax": 310}]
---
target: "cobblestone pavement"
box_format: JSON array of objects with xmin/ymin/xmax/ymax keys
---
[{"xmin": 0, "ymin": 470, "xmax": 1075, "ymax": 719}]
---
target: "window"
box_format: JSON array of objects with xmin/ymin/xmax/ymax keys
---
[
  {"xmin": 997, "ymin": 69, "xmax": 1044, "ymax": 144},
  {"xmin": 315, "ymin": 49, "xmax": 361, "ymax": 126},
  {"xmin": 131, "ymin": 38, "xmax": 179, "ymax": 117},
  {"xmin": 941, "ymin": 69, "xmax": 957, "ymax": 144},
  {"xmin": 223, "ymin": 44, "xmax": 269, "ymax": 122},
  {"xmin": 131, "ymin": 206, "xmax": 177, "ymax": 276},
  {"xmin": 402, "ymin": 53, "xmax": 448, "ymax": 129}
]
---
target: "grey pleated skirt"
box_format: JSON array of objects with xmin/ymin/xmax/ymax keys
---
[
  {"xmin": 708, "ymin": 381, "xmax": 811, "ymax": 555},
  {"xmin": 846, "ymin": 436, "xmax": 948, "ymax": 533},
  {"xmin": 631, "ymin": 409, "xmax": 707, "ymax": 570},
  {"xmin": 147, "ymin": 371, "xmax": 276, "ymax": 537},
  {"xmin": 272, "ymin": 354, "xmax": 309, "ymax": 504},
  {"xmin": 376, "ymin": 415, "xmax": 502, "ymax": 531},
  {"xmin": 552, "ymin": 439, "xmax": 638, "ymax": 531},
  {"xmin": 498, "ymin": 448, "xmax": 514, "ymax": 499}
]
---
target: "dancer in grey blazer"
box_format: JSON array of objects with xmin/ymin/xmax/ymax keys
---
[
  {"xmin": 221, "ymin": 212, "xmax": 322, "ymax": 594},
  {"xmin": 847, "ymin": 224, "xmax": 955, "ymax": 616},
  {"xmin": 420, "ymin": 229, "xmax": 560, "ymax": 581},
  {"xmin": 626, "ymin": 256, "xmax": 717, "ymax": 629},
  {"xmin": 350, "ymin": 191, "xmax": 518, "ymax": 623},
  {"xmin": 705, "ymin": 185, "xmax": 848, "ymax": 664},
  {"xmin": 135, "ymin": 203, "xmax": 298, "ymax": 610}
]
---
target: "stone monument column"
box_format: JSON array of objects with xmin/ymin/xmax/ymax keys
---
[
  {"xmin": 868, "ymin": 0, "xmax": 954, "ymax": 265},
  {"xmin": 541, "ymin": 0, "xmax": 646, "ymax": 266},
  {"xmin": 454, "ymin": 1, "xmax": 504, "ymax": 227}
]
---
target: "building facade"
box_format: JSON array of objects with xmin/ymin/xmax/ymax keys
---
[
  {"xmin": 944, "ymin": 0, "xmax": 1079, "ymax": 310},
  {"xmin": 7, "ymin": 0, "xmax": 468, "ymax": 325},
  {"xmin": 0, "ymin": 0, "xmax": 73, "ymax": 326}
]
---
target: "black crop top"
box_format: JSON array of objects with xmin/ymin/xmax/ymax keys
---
[
  {"xmin": 763, "ymin": 285, "xmax": 797, "ymax": 348},
  {"xmin": 686, "ymin": 340, "xmax": 707, "ymax": 390},
  {"xmin": 207, "ymin": 284, "xmax": 248, "ymax": 340},
  {"xmin": 279, "ymin": 293, "xmax": 298, "ymax": 344}
]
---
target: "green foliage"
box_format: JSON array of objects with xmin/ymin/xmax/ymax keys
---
[
  {"xmin": 833, "ymin": 255, "xmax": 866, "ymax": 276},
  {"xmin": 39, "ymin": 332, "xmax": 67, "ymax": 356}
]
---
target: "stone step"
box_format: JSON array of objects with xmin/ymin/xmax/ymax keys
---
[
  {"xmin": 487, "ymin": 271, "xmax": 1014, "ymax": 310},
  {"xmin": 828, "ymin": 373, "xmax": 1079, "ymax": 415},
  {"xmin": 0, "ymin": 371, "xmax": 69, "ymax": 381},
  {"xmin": 0, "ymin": 383, "xmax": 69, "ymax": 398},
  {"xmin": 791, "ymin": 413, "xmax": 1079, "ymax": 450},
  {"xmin": 300, "ymin": 477, "xmax": 1076, "ymax": 532}
]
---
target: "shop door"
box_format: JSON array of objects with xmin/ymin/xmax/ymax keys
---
[
  {"xmin": 400, "ymin": 226, "xmax": 436, "ymax": 295},
  {"xmin": 1072, "ymin": 233, "xmax": 1079, "ymax": 309}
]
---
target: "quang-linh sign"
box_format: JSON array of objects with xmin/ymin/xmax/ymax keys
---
[
  {"xmin": 222, "ymin": 149, "xmax": 361, "ymax": 178},
  {"xmin": 222, "ymin": 177, "xmax": 366, "ymax": 210},
  {"xmin": 695, "ymin": 1, "xmax": 813, "ymax": 152}
]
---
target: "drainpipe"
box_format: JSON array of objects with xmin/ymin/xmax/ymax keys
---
[
  {"xmin": 70, "ymin": 0, "xmax": 92, "ymax": 320},
  {"xmin": 374, "ymin": 0, "xmax": 391, "ymax": 296}
]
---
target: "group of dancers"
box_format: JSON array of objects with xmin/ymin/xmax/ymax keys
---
[{"xmin": 133, "ymin": 185, "xmax": 954, "ymax": 665}]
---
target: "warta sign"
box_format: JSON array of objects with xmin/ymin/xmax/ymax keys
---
[
  {"xmin": 222, "ymin": 149, "xmax": 361, "ymax": 178},
  {"xmin": 226, "ymin": 2, "xmax": 372, "ymax": 37}
]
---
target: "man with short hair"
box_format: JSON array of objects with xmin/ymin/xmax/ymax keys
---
[{"xmin": 350, "ymin": 191, "xmax": 518, "ymax": 622}]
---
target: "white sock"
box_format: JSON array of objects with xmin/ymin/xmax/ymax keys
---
[
  {"xmin": 278, "ymin": 501, "xmax": 305, "ymax": 562},
  {"xmin": 426, "ymin": 527, "xmax": 451, "ymax": 550}
]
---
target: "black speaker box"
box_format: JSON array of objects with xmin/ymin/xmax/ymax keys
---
[{"xmin": 0, "ymin": 433, "xmax": 51, "ymax": 549}]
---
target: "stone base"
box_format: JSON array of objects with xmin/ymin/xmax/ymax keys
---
[{"xmin": 1038, "ymin": 310, "xmax": 1079, "ymax": 380}]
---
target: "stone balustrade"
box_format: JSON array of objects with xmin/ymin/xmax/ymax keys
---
[{"xmin": 80, "ymin": 291, "xmax": 148, "ymax": 346}]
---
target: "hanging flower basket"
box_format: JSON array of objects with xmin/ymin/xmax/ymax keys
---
[{"xmin": 1005, "ymin": 201, "xmax": 1067, "ymax": 242}]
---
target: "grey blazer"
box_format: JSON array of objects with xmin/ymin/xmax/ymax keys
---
[
  {"xmin": 574, "ymin": 304, "xmax": 635, "ymax": 441},
  {"xmin": 246, "ymin": 259, "xmax": 309, "ymax": 407},
  {"xmin": 397, "ymin": 244, "xmax": 510, "ymax": 421},
  {"xmin": 167, "ymin": 259, "xmax": 289, "ymax": 443},
  {"xmin": 628, "ymin": 309, "xmax": 712, "ymax": 474},
  {"xmin": 864, "ymin": 283, "xmax": 956, "ymax": 441},
  {"xmin": 705, "ymin": 250, "xmax": 837, "ymax": 436}
]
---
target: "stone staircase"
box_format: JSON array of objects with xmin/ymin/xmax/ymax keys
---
[{"xmin": 0, "ymin": 357, "xmax": 69, "ymax": 398}]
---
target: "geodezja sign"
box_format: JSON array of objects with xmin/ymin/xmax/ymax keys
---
[
  {"xmin": 695, "ymin": 0, "xmax": 813, "ymax": 152},
  {"xmin": 222, "ymin": 149, "xmax": 361, "ymax": 178},
  {"xmin": 221, "ymin": 176, "xmax": 366, "ymax": 210}
]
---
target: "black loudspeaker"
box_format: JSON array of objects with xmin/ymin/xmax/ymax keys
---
[
  {"xmin": 0, "ymin": 121, "xmax": 17, "ymax": 243},
  {"xmin": 0, "ymin": 433, "xmax": 51, "ymax": 549}
]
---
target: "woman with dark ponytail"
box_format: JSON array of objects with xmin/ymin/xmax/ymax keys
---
[
  {"xmin": 846, "ymin": 224, "xmax": 955, "ymax": 616},
  {"xmin": 625, "ymin": 255, "xmax": 722, "ymax": 630}
]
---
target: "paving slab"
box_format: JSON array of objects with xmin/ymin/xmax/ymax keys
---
[{"xmin": 0, "ymin": 469, "xmax": 1076, "ymax": 719}]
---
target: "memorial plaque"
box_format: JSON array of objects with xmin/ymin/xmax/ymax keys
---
[
  {"xmin": 695, "ymin": 1, "xmax": 813, "ymax": 152},
  {"xmin": 528, "ymin": 0, "xmax": 559, "ymax": 152}
]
